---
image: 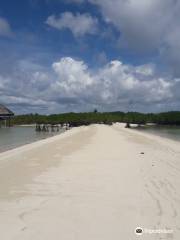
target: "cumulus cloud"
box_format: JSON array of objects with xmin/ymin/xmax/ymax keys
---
[
  {"xmin": 0, "ymin": 17, "xmax": 13, "ymax": 37},
  {"xmin": 88, "ymin": 0, "xmax": 174, "ymax": 51},
  {"xmin": 64, "ymin": 0, "xmax": 180, "ymax": 77},
  {"xmin": 46, "ymin": 12, "xmax": 98, "ymax": 37},
  {"xmin": 52, "ymin": 57, "xmax": 93, "ymax": 92},
  {"xmin": 44, "ymin": 1, "xmax": 180, "ymax": 76},
  {"xmin": 0, "ymin": 57, "xmax": 179, "ymax": 113},
  {"xmin": 41, "ymin": 0, "xmax": 180, "ymax": 78}
]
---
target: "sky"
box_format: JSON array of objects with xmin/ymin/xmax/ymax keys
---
[{"xmin": 0, "ymin": 0, "xmax": 180, "ymax": 114}]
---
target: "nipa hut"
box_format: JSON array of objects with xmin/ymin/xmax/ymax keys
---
[{"xmin": 0, "ymin": 104, "xmax": 14, "ymax": 127}]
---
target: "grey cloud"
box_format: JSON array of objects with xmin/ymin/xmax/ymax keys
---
[{"xmin": 88, "ymin": 0, "xmax": 173, "ymax": 49}]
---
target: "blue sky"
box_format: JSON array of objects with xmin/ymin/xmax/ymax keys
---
[
  {"xmin": 0, "ymin": 0, "xmax": 180, "ymax": 114},
  {"xmin": 0, "ymin": 0, "xmax": 122, "ymax": 67}
]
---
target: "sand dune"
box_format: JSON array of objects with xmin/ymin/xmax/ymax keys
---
[{"xmin": 0, "ymin": 124, "xmax": 180, "ymax": 239}]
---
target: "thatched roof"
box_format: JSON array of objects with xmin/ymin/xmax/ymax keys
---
[{"xmin": 0, "ymin": 104, "xmax": 14, "ymax": 116}]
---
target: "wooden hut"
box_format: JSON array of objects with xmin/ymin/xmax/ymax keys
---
[{"xmin": 0, "ymin": 104, "xmax": 14, "ymax": 127}]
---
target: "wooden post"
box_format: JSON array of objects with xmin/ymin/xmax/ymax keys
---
[
  {"xmin": 8, "ymin": 117, "xmax": 10, "ymax": 127},
  {"xmin": 125, "ymin": 122, "xmax": 131, "ymax": 128},
  {"xmin": 51, "ymin": 125, "xmax": 55, "ymax": 132},
  {"xmin": 57, "ymin": 125, "xmax": 59, "ymax": 132}
]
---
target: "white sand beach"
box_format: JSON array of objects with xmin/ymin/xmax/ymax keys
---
[{"xmin": 0, "ymin": 124, "xmax": 180, "ymax": 239}]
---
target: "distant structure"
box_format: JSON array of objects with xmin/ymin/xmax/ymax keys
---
[{"xmin": 0, "ymin": 104, "xmax": 14, "ymax": 127}]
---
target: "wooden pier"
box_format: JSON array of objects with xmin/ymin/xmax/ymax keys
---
[{"xmin": 35, "ymin": 123, "xmax": 70, "ymax": 132}]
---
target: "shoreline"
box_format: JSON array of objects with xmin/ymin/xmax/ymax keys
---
[
  {"xmin": 0, "ymin": 126, "xmax": 81, "ymax": 159},
  {"xmin": 115, "ymin": 123, "xmax": 180, "ymax": 148},
  {"xmin": 0, "ymin": 124, "xmax": 180, "ymax": 239},
  {"xmin": 0, "ymin": 123, "xmax": 179, "ymax": 155},
  {"xmin": 0, "ymin": 127, "xmax": 66, "ymax": 155}
]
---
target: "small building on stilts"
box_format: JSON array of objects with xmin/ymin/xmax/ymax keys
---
[{"xmin": 0, "ymin": 104, "xmax": 14, "ymax": 127}]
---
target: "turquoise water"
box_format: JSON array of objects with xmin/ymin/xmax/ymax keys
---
[
  {"xmin": 0, "ymin": 126, "xmax": 65, "ymax": 153},
  {"xmin": 137, "ymin": 125, "xmax": 180, "ymax": 142}
]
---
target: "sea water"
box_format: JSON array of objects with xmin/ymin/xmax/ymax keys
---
[
  {"xmin": 137, "ymin": 125, "xmax": 180, "ymax": 142},
  {"xmin": 0, "ymin": 126, "xmax": 65, "ymax": 153}
]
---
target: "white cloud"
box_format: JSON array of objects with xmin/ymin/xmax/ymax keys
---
[
  {"xmin": 1, "ymin": 57, "xmax": 178, "ymax": 113},
  {"xmin": 88, "ymin": 0, "xmax": 172, "ymax": 50},
  {"xmin": 52, "ymin": 57, "xmax": 93, "ymax": 91},
  {"xmin": 46, "ymin": 12, "xmax": 98, "ymax": 37},
  {"xmin": 0, "ymin": 17, "xmax": 13, "ymax": 37},
  {"xmin": 72, "ymin": 0, "xmax": 179, "ymax": 77},
  {"xmin": 43, "ymin": 1, "xmax": 180, "ymax": 77},
  {"xmin": 43, "ymin": 0, "xmax": 180, "ymax": 77}
]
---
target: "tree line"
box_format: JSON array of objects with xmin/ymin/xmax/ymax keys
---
[{"xmin": 11, "ymin": 111, "xmax": 180, "ymax": 126}]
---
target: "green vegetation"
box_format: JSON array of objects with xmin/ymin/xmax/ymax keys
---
[{"xmin": 11, "ymin": 111, "xmax": 180, "ymax": 126}]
